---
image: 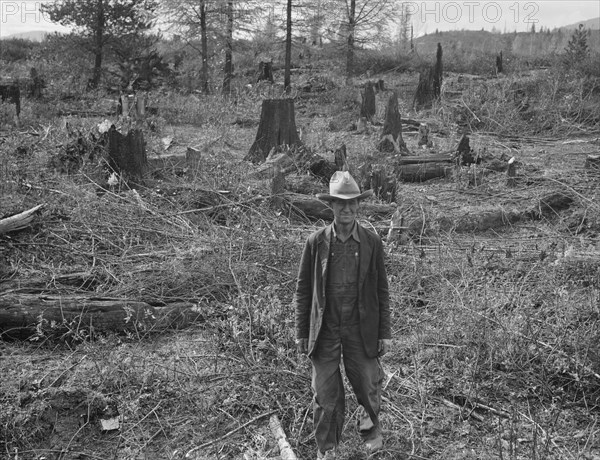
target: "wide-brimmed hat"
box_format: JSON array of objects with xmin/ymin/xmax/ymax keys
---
[{"xmin": 316, "ymin": 171, "xmax": 373, "ymax": 201}]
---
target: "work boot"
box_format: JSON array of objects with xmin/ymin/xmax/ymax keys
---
[
  {"xmin": 317, "ymin": 449, "xmax": 336, "ymax": 459},
  {"xmin": 364, "ymin": 427, "xmax": 383, "ymax": 453}
]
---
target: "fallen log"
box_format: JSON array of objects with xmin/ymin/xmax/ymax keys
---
[
  {"xmin": 284, "ymin": 192, "xmax": 395, "ymax": 221},
  {"xmin": 396, "ymin": 163, "xmax": 453, "ymax": 182},
  {"xmin": 396, "ymin": 154, "xmax": 454, "ymax": 165},
  {"xmin": 0, "ymin": 294, "xmax": 204, "ymax": 339},
  {"xmin": 269, "ymin": 415, "xmax": 298, "ymax": 460},
  {"xmin": 0, "ymin": 204, "xmax": 44, "ymax": 235}
]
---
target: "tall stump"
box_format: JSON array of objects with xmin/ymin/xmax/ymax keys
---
[
  {"xmin": 360, "ymin": 81, "xmax": 376, "ymax": 122},
  {"xmin": 377, "ymin": 91, "xmax": 409, "ymax": 155},
  {"xmin": 245, "ymin": 99, "xmax": 301, "ymax": 163},
  {"xmin": 108, "ymin": 126, "xmax": 147, "ymax": 182}
]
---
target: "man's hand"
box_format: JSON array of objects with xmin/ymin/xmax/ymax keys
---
[
  {"xmin": 296, "ymin": 338, "xmax": 308, "ymax": 355},
  {"xmin": 378, "ymin": 339, "xmax": 392, "ymax": 356}
]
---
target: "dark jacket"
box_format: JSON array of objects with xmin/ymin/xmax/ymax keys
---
[{"xmin": 294, "ymin": 223, "xmax": 391, "ymax": 358}]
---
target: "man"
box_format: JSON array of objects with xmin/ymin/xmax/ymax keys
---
[{"xmin": 294, "ymin": 170, "xmax": 391, "ymax": 458}]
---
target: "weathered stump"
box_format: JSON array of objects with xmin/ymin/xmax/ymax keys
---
[
  {"xmin": 360, "ymin": 81, "xmax": 376, "ymax": 122},
  {"xmin": 108, "ymin": 126, "xmax": 147, "ymax": 181},
  {"xmin": 245, "ymin": 99, "xmax": 302, "ymax": 163},
  {"xmin": 496, "ymin": 51, "xmax": 503, "ymax": 74},
  {"xmin": 257, "ymin": 61, "xmax": 274, "ymax": 83},
  {"xmin": 370, "ymin": 167, "xmax": 397, "ymax": 202},
  {"xmin": 28, "ymin": 67, "xmax": 44, "ymax": 98},
  {"xmin": 387, "ymin": 208, "xmax": 408, "ymax": 245},
  {"xmin": 334, "ymin": 144, "xmax": 348, "ymax": 170},
  {"xmin": 417, "ymin": 123, "xmax": 433, "ymax": 148},
  {"xmin": 377, "ymin": 91, "xmax": 409, "ymax": 155},
  {"xmin": 585, "ymin": 154, "xmax": 600, "ymax": 171},
  {"xmin": 414, "ymin": 43, "xmax": 443, "ymax": 109},
  {"xmin": 0, "ymin": 82, "xmax": 21, "ymax": 117},
  {"xmin": 506, "ymin": 157, "xmax": 517, "ymax": 186},
  {"xmin": 456, "ymin": 134, "xmax": 479, "ymax": 165}
]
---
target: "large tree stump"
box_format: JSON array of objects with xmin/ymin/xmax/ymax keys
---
[
  {"xmin": 108, "ymin": 126, "xmax": 147, "ymax": 181},
  {"xmin": 413, "ymin": 43, "xmax": 443, "ymax": 109},
  {"xmin": 245, "ymin": 99, "xmax": 301, "ymax": 163},
  {"xmin": 377, "ymin": 91, "xmax": 409, "ymax": 155},
  {"xmin": 360, "ymin": 81, "xmax": 376, "ymax": 122},
  {"xmin": 0, "ymin": 294, "xmax": 202, "ymax": 339}
]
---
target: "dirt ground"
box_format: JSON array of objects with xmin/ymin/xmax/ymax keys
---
[{"xmin": 1, "ymin": 70, "xmax": 599, "ymax": 460}]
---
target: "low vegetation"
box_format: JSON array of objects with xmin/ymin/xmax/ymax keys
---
[{"xmin": 1, "ymin": 25, "xmax": 599, "ymax": 460}]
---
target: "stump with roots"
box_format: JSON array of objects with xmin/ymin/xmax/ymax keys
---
[
  {"xmin": 245, "ymin": 99, "xmax": 302, "ymax": 163},
  {"xmin": 377, "ymin": 91, "xmax": 409, "ymax": 155}
]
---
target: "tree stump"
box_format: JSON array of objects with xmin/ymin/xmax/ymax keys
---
[
  {"xmin": 270, "ymin": 166, "xmax": 285, "ymax": 209},
  {"xmin": 496, "ymin": 51, "xmax": 503, "ymax": 74},
  {"xmin": 387, "ymin": 208, "xmax": 408, "ymax": 245},
  {"xmin": 413, "ymin": 43, "xmax": 443, "ymax": 109},
  {"xmin": 456, "ymin": 134, "xmax": 479, "ymax": 165},
  {"xmin": 417, "ymin": 123, "xmax": 433, "ymax": 148},
  {"xmin": 28, "ymin": 67, "xmax": 44, "ymax": 98},
  {"xmin": 245, "ymin": 99, "xmax": 301, "ymax": 163},
  {"xmin": 377, "ymin": 91, "xmax": 409, "ymax": 155},
  {"xmin": 506, "ymin": 157, "xmax": 517, "ymax": 186},
  {"xmin": 108, "ymin": 126, "xmax": 147, "ymax": 181},
  {"xmin": 585, "ymin": 154, "xmax": 600, "ymax": 172},
  {"xmin": 257, "ymin": 61, "xmax": 274, "ymax": 83},
  {"xmin": 370, "ymin": 167, "xmax": 397, "ymax": 202},
  {"xmin": 360, "ymin": 81, "xmax": 376, "ymax": 122},
  {"xmin": 334, "ymin": 144, "xmax": 348, "ymax": 170}
]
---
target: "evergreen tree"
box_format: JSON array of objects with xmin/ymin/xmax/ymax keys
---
[{"xmin": 41, "ymin": 0, "xmax": 157, "ymax": 88}]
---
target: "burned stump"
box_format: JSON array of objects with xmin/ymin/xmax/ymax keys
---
[
  {"xmin": 377, "ymin": 91, "xmax": 409, "ymax": 155},
  {"xmin": 360, "ymin": 81, "xmax": 376, "ymax": 122},
  {"xmin": 245, "ymin": 99, "xmax": 302, "ymax": 163},
  {"xmin": 257, "ymin": 61, "xmax": 274, "ymax": 83},
  {"xmin": 0, "ymin": 82, "xmax": 21, "ymax": 117},
  {"xmin": 108, "ymin": 126, "xmax": 147, "ymax": 181},
  {"xmin": 414, "ymin": 43, "xmax": 443, "ymax": 109}
]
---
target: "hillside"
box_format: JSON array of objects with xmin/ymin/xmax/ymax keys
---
[{"xmin": 414, "ymin": 28, "xmax": 600, "ymax": 59}]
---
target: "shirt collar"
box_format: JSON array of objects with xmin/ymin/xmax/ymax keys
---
[{"xmin": 332, "ymin": 221, "xmax": 360, "ymax": 243}]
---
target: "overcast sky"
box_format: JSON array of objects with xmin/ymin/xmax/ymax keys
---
[{"xmin": 0, "ymin": 0, "xmax": 599, "ymax": 38}]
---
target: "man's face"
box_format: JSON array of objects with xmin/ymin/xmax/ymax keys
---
[{"xmin": 331, "ymin": 198, "xmax": 359, "ymax": 226}]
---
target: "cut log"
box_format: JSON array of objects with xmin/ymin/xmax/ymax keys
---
[
  {"xmin": 0, "ymin": 204, "xmax": 43, "ymax": 235},
  {"xmin": 285, "ymin": 192, "xmax": 394, "ymax": 221},
  {"xmin": 245, "ymin": 99, "xmax": 302, "ymax": 163},
  {"xmin": 396, "ymin": 163, "xmax": 453, "ymax": 182},
  {"xmin": 0, "ymin": 294, "xmax": 203, "ymax": 339},
  {"xmin": 396, "ymin": 154, "xmax": 454, "ymax": 165},
  {"xmin": 377, "ymin": 91, "xmax": 409, "ymax": 155},
  {"xmin": 360, "ymin": 81, "xmax": 376, "ymax": 122},
  {"xmin": 269, "ymin": 415, "xmax": 298, "ymax": 460}
]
